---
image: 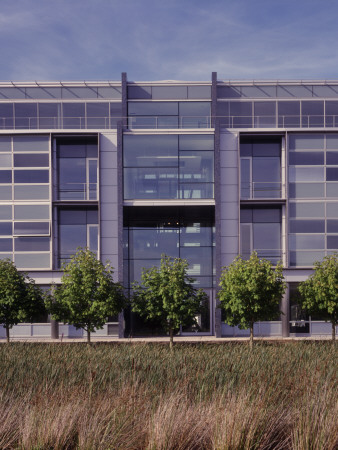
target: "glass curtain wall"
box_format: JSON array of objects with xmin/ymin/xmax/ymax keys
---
[
  {"xmin": 57, "ymin": 137, "xmax": 98, "ymax": 200},
  {"xmin": 0, "ymin": 135, "xmax": 51, "ymax": 269},
  {"xmin": 123, "ymin": 134, "xmax": 214, "ymax": 200},
  {"xmin": 240, "ymin": 207, "xmax": 282, "ymax": 264},
  {"xmin": 240, "ymin": 137, "xmax": 281, "ymax": 199},
  {"xmin": 123, "ymin": 206, "xmax": 215, "ymax": 335},
  {"xmin": 289, "ymin": 133, "xmax": 338, "ymax": 266}
]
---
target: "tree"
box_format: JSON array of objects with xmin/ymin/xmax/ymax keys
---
[
  {"xmin": 298, "ymin": 254, "xmax": 338, "ymax": 342},
  {"xmin": 46, "ymin": 248, "xmax": 126, "ymax": 343},
  {"xmin": 0, "ymin": 259, "xmax": 45, "ymax": 342},
  {"xmin": 218, "ymin": 252, "xmax": 285, "ymax": 348},
  {"xmin": 132, "ymin": 255, "xmax": 208, "ymax": 349}
]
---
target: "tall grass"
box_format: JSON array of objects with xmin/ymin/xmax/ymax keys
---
[{"xmin": 0, "ymin": 342, "xmax": 337, "ymax": 449}]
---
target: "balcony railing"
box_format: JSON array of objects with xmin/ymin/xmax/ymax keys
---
[
  {"xmin": 242, "ymin": 249, "xmax": 282, "ymax": 265},
  {"xmin": 58, "ymin": 183, "xmax": 98, "ymax": 201},
  {"xmin": 2, "ymin": 114, "xmax": 338, "ymax": 130},
  {"xmin": 241, "ymin": 182, "xmax": 282, "ymax": 199}
]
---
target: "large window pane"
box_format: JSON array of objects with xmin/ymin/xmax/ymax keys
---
[
  {"xmin": 86, "ymin": 102, "xmax": 109, "ymax": 129},
  {"xmin": 289, "ymin": 183, "xmax": 324, "ymax": 198},
  {"xmin": 128, "ymin": 102, "xmax": 178, "ymax": 116},
  {"xmin": 62, "ymin": 103, "xmax": 85, "ymax": 128},
  {"xmin": 179, "ymin": 183, "xmax": 214, "ymax": 199},
  {"xmin": 0, "ymin": 205, "xmax": 12, "ymax": 220},
  {"xmin": 124, "ymin": 168, "xmax": 178, "ymax": 199},
  {"xmin": 14, "ymin": 170, "xmax": 49, "ymax": 183},
  {"xmin": 13, "ymin": 135, "xmax": 49, "ymax": 152},
  {"xmin": 0, "ymin": 171, "xmax": 12, "ymax": 183},
  {"xmin": 14, "ymin": 205, "xmax": 50, "ymax": 220},
  {"xmin": 15, "ymin": 253, "xmax": 50, "ymax": 269},
  {"xmin": 38, "ymin": 103, "xmax": 60, "ymax": 129},
  {"xmin": 289, "ymin": 167, "xmax": 324, "ymax": 182},
  {"xmin": 278, "ymin": 102, "xmax": 300, "ymax": 127},
  {"xmin": 289, "ymin": 134, "xmax": 324, "ymax": 150},
  {"xmin": 0, "ymin": 238, "xmax": 12, "ymax": 251},
  {"xmin": 14, "ymin": 185, "xmax": 49, "ymax": 200},
  {"xmin": 179, "ymin": 151, "xmax": 214, "ymax": 182},
  {"xmin": 13, "ymin": 222, "xmax": 50, "ymax": 236},
  {"xmin": 289, "ymin": 234, "xmax": 324, "ymax": 249},
  {"xmin": 289, "ymin": 219, "xmax": 325, "ymax": 233},
  {"xmin": 289, "ymin": 151, "xmax": 324, "ymax": 165},
  {"xmin": 289, "ymin": 202, "xmax": 325, "ymax": 217},
  {"xmin": 14, "ymin": 153, "xmax": 49, "ymax": 167},
  {"xmin": 14, "ymin": 103, "xmax": 37, "ymax": 129},
  {"xmin": 179, "ymin": 135, "xmax": 214, "ymax": 150},
  {"xmin": 129, "ymin": 228, "xmax": 179, "ymax": 259},
  {"xmin": 124, "ymin": 135, "xmax": 178, "ymax": 167},
  {"xmin": 14, "ymin": 237, "xmax": 50, "ymax": 251}
]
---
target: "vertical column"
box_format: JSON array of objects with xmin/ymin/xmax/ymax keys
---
[
  {"xmin": 121, "ymin": 72, "xmax": 128, "ymax": 128},
  {"xmin": 211, "ymin": 72, "xmax": 217, "ymax": 128}
]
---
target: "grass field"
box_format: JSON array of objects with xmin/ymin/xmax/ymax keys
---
[{"xmin": 0, "ymin": 342, "xmax": 337, "ymax": 449}]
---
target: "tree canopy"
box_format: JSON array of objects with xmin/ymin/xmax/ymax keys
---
[
  {"xmin": 132, "ymin": 255, "xmax": 208, "ymax": 348},
  {"xmin": 0, "ymin": 258, "xmax": 45, "ymax": 342},
  {"xmin": 218, "ymin": 252, "xmax": 285, "ymax": 347},
  {"xmin": 298, "ymin": 253, "xmax": 338, "ymax": 342},
  {"xmin": 47, "ymin": 248, "xmax": 126, "ymax": 343}
]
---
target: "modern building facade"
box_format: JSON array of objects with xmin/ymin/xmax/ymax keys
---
[{"xmin": 0, "ymin": 72, "xmax": 337, "ymax": 338}]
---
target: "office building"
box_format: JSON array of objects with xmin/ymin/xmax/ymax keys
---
[{"xmin": 0, "ymin": 72, "xmax": 337, "ymax": 338}]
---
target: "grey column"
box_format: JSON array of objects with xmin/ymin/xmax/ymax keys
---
[
  {"xmin": 214, "ymin": 120, "xmax": 222, "ymax": 337},
  {"xmin": 211, "ymin": 71, "xmax": 217, "ymax": 128},
  {"xmin": 121, "ymin": 72, "xmax": 128, "ymax": 127}
]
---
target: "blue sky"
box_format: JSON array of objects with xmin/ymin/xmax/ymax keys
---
[{"xmin": 1, "ymin": 0, "xmax": 338, "ymax": 82}]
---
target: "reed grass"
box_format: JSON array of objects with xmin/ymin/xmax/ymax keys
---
[{"xmin": 0, "ymin": 342, "xmax": 336, "ymax": 449}]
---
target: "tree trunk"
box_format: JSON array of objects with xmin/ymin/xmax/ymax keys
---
[
  {"xmin": 249, "ymin": 322, "xmax": 254, "ymax": 350},
  {"xmin": 169, "ymin": 327, "xmax": 174, "ymax": 350},
  {"xmin": 332, "ymin": 321, "xmax": 336, "ymax": 343},
  {"xmin": 87, "ymin": 330, "xmax": 91, "ymax": 344},
  {"xmin": 5, "ymin": 325, "xmax": 10, "ymax": 343}
]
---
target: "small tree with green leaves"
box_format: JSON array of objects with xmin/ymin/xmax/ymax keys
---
[
  {"xmin": 218, "ymin": 252, "xmax": 285, "ymax": 348},
  {"xmin": 46, "ymin": 248, "xmax": 126, "ymax": 343},
  {"xmin": 298, "ymin": 254, "xmax": 338, "ymax": 342},
  {"xmin": 0, "ymin": 259, "xmax": 45, "ymax": 342},
  {"xmin": 132, "ymin": 255, "xmax": 208, "ymax": 349}
]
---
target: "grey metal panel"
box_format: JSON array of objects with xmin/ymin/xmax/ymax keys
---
[
  {"xmin": 100, "ymin": 238, "xmax": 118, "ymax": 255},
  {"xmin": 100, "ymin": 151, "xmax": 117, "ymax": 168},
  {"xmin": 220, "ymin": 150, "xmax": 238, "ymax": 168},
  {"xmin": 221, "ymin": 239, "xmax": 238, "ymax": 254},
  {"xmin": 221, "ymin": 202, "xmax": 239, "ymax": 220},
  {"xmin": 100, "ymin": 220, "xmax": 118, "ymax": 237},
  {"xmin": 220, "ymin": 167, "xmax": 238, "ymax": 184},
  {"xmin": 221, "ymin": 253, "xmax": 238, "ymax": 267},
  {"xmin": 100, "ymin": 169, "xmax": 118, "ymax": 186},
  {"xmin": 220, "ymin": 220, "xmax": 238, "ymax": 236}
]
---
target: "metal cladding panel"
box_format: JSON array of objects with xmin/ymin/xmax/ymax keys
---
[
  {"xmin": 99, "ymin": 132, "xmax": 119, "ymax": 275},
  {"xmin": 219, "ymin": 131, "xmax": 239, "ymax": 269}
]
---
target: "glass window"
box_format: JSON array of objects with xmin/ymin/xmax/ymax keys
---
[
  {"xmin": 123, "ymin": 135, "xmax": 178, "ymax": 167},
  {"xmin": 14, "ymin": 170, "xmax": 49, "ymax": 183},
  {"xmin": 301, "ymin": 101, "xmax": 324, "ymax": 127},
  {"xmin": 14, "ymin": 153, "xmax": 49, "ymax": 167},
  {"xmin": 217, "ymin": 86, "xmax": 241, "ymax": 98},
  {"xmin": 327, "ymin": 220, "xmax": 338, "ymax": 232},
  {"xmin": 0, "ymin": 238, "xmax": 12, "ymax": 252},
  {"xmin": 14, "ymin": 103, "xmax": 37, "ymax": 129},
  {"xmin": 289, "ymin": 183, "xmax": 324, "ymax": 198},
  {"xmin": 289, "ymin": 134, "xmax": 324, "ymax": 150},
  {"xmin": 179, "ymin": 183, "xmax": 214, "ymax": 199},
  {"xmin": 289, "ymin": 151, "xmax": 324, "ymax": 165},
  {"xmin": 289, "ymin": 202, "xmax": 325, "ymax": 218},
  {"xmin": 14, "ymin": 185, "xmax": 49, "ymax": 200},
  {"xmin": 98, "ymin": 87, "xmax": 122, "ymax": 99},
  {"xmin": 327, "ymin": 203, "xmax": 338, "ymax": 217},
  {"xmin": 128, "ymin": 102, "xmax": 178, "ymax": 116},
  {"xmin": 62, "ymin": 103, "xmax": 85, "ymax": 128},
  {"xmin": 327, "ymin": 235, "xmax": 338, "ymax": 249},
  {"xmin": 326, "ymin": 168, "xmax": 338, "ymax": 181},
  {"xmin": 0, "ymin": 171, "xmax": 12, "ymax": 183},
  {"xmin": 179, "ymin": 135, "xmax": 214, "ymax": 150},
  {"xmin": 289, "ymin": 167, "xmax": 324, "ymax": 182},
  {"xmin": 289, "ymin": 234, "xmax": 324, "ymax": 249},
  {"xmin": 86, "ymin": 102, "xmax": 109, "ymax": 129},
  {"xmin": 128, "ymin": 86, "xmax": 152, "ymax": 99},
  {"xmin": 278, "ymin": 102, "xmax": 300, "ymax": 127},
  {"xmin": 129, "ymin": 228, "xmax": 179, "ymax": 259},
  {"xmin": 0, "ymin": 222, "xmax": 12, "ymax": 235},
  {"xmin": 26, "ymin": 87, "xmax": 61, "ymax": 99},
  {"xmin": 14, "ymin": 237, "xmax": 50, "ymax": 251},
  {"xmin": 179, "ymin": 102, "xmax": 210, "ymax": 116},
  {"xmin": 13, "ymin": 135, "xmax": 49, "ymax": 152},
  {"xmin": 326, "ymin": 135, "xmax": 338, "ymax": 149},
  {"xmin": 290, "ymin": 251, "xmax": 325, "ymax": 267},
  {"xmin": 0, "ymin": 154, "xmax": 11, "ymax": 167},
  {"xmin": 0, "ymin": 186, "xmax": 12, "ymax": 200},
  {"xmin": 15, "ymin": 253, "xmax": 50, "ymax": 269},
  {"xmin": 252, "ymin": 208, "xmax": 281, "ymax": 223},
  {"xmin": 325, "ymin": 101, "xmax": 338, "ymax": 127},
  {"xmin": 0, "ymin": 205, "xmax": 11, "ymax": 220},
  {"xmin": 38, "ymin": 103, "xmax": 61, "ymax": 129},
  {"xmin": 326, "ymin": 152, "xmax": 338, "ymax": 165},
  {"xmin": 14, "ymin": 205, "xmax": 50, "ymax": 220},
  {"xmin": 0, "ymin": 104, "xmax": 14, "ymax": 129},
  {"xmin": 230, "ymin": 102, "xmax": 252, "ymax": 127},
  {"xmin": 62, "ymin": 87, "xmax": 97, "ymax": 99},
  {"xmin": 187, "ymin": 86, "xmax": 211, "ymax": 99},
  {"xmin": 124, "ymin": 167, "xmax": 178, "ymax": 199},
  {"xmin": 152, "ymin": 86, "xmax": 187, "ymax": 99},
  {"xmin": 254, "ymin": 102, "xmax": 276, "ymax": 127},
  {"xmin": 289, "ymin": 219, "xmax": 325, "ymax": 233},
  {"xmin": 326, "ymin": 183, "xmax": 338, "ymax": 197},
  {"xmin": 179, "ymin": 151, "xmax": 214, "ymax": 182},
  {"xmin": 14, "ymin": 222, "xmax": 50, "ymax": 236},
  {"xmin": 277, "ymin": 85, "xmax": 312, "ymax": 98},
  {"xmin": 0, "ymin": 136, "xmax": 11, "ymax": 151}
]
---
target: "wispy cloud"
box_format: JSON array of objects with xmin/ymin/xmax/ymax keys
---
[{"xmin": 1, "ymin": 0, "xmax": 338, "ymax": 81}]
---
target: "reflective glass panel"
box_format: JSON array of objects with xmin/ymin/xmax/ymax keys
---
[
  {"xmin": 124, "ymin": 135, "xmax": 178, "ymax": 167},
  {"xmin": 13, "ymin": 135, "xmax": 49, "ymax": 152},
  {"xmin": 0, "ymin": 205, "xmax": 11, "ymax": 220},
  {"xmin": 128, "ymin": 102, "xmax": 178, "ymax": 115},
  {"xmin": 0, "ymin": 223, "xmax": 12, "ymax": 235},
  {"xmin": 179, "ymin": 183, "xmax": 214, "ymax": 199},
  {"xmin": 0, "ymin": 238, "xmax": 12, "ymax": 251},
  {"xmin": 14, "ymin": 154, "xmax": 49, "ymax": 167},
  {"xmin": 14, "ymin": 237, "xmax": 50, "ymax": 251},
  {"xmin": 14, "ymin": 222, "xmax": 50, "ymax": 235},
  {"xmin": 14, "ymin": 185, "xmax": 49, "ymax": 200},
  {"xmin": 179, "ymin": 151, "xmax": 214, "ymax": 182},
  {"xmin": 129, "ymin": 228, "xmax": 179, "ymax": 259},
  {"xmin": 15, "ymin": 253, "xmax": 50, "ymax": 269},
  {"xmin": 289, "ymin": 183, "xmax": 324, "ymax": 198},
  {"xmin": 289, "ymin": 134, "xmax": 324, "ymax": 150},
  {"xmin": 0, "ymin": 171, "xmax": 12, "ymax": 183},
  {"xmin": 289, "ymin": 202, "xmax": 325, "ymax": 217},
  {"xmin": 14, "ymin": 205, "xmax": 50, "ymax": 220},
  {"xmin": 289, "ymin": 167, "xmax": 324, "ymax": 182},
  {"xmin": 289, "ymin": 234, "xmax": 324, "ymax": 249},
  {"xmin": 179, "ymin": 135, "xmax": 214, "ymax": 150},
  {"xmin": 0, "ymin": 136, "xmax": 11, "ymax": 151},
  {"xmin": 289, "ymin": 219, "xmax": 325, "ymax": 233},
  {"xmin": 0, "ymin": 186, "xmax": 12, "ymax": 200},
  {"xmin": 14, "ymin": 170, "xmax": 49, "ymax": 183},
  {"xmin": 289, "ymin": 152, "xmax": 324, "ymax": 165},
  {"xmin": 124, "ymin": 168, "xmax": 178, "ymax": 199},
  {"xmin": 0, "ymin": 154, "xmax": 11, "ymax": 167}
]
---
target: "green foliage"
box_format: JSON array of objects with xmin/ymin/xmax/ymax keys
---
[
  {"xmin": 47, "ymin": 248, "xmax": 125, "ymax": 337},
  {"xmin": 132, "ymin": 255, "xmax": 208, "ymax": 336},
  {"xmin": 218, "ymin": 252, "xmax": 286, "ymax": 330},
  {"xmin": 298, "ymin": 253, "xmax": 338, "ymax": 333},
  {"xmin": 0, "ymin": 258, "xmax": 45, "ymax": 335}
]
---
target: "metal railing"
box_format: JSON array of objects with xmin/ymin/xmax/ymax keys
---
[
  {"xmin": 2, "ymin": 114, "xmax": 338, "ymax": 130},
  {"xmin": 58, "ymin": 183, "xmax": 98, "ymax": 201},
  {"xmin": 241, "ymin": 182, "xmax": 282, "ymax": 199}
]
